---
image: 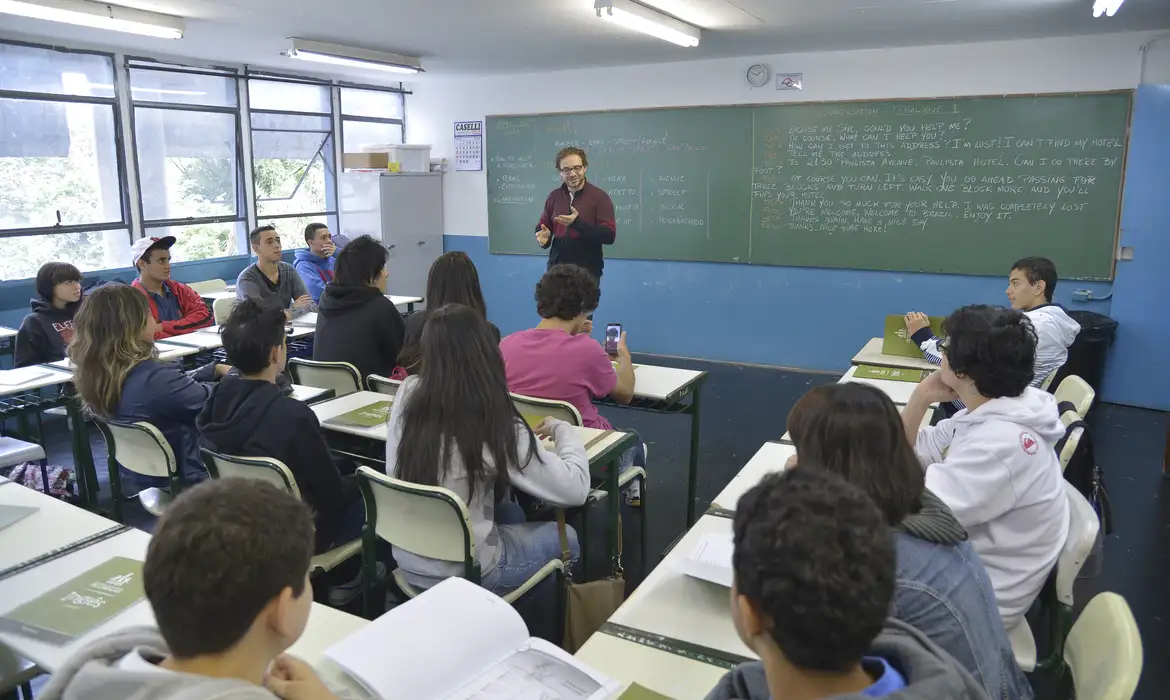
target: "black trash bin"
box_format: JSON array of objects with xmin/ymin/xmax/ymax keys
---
[{"xmin": 1050, "ymin": 310, "xmax": 1118, "ymax": 398}]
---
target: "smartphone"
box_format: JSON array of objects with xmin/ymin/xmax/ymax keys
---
[{"xmin": 605, "ymin": 323, "xmax": 622, "ymax": 356}]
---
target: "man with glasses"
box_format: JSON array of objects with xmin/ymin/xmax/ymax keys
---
[{"xmin": 535, "ymin": 146, "xmax": 616, "ymax": 283}]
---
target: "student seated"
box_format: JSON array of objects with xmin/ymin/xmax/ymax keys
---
[
  {"xmin": 707, "ymin": 468, "xmax": 989, "ymax": 700},
  {"xmin": 14, "ymin": 262, "xmax": 83, "ymax": 367},
  {"xmin": 237, "ymin": 225, "xmax": 317, "ymax": 321},
  {"xmin": 386, "ymin": 304, "xmax": 591, "ymax": 596},
  {"xmin": 314, "ymin": 235, "xmax": 406, "ymax": 383},
  {"xmin": 901, "ymin": 304, "xmax": 1069, "ymax": 631},
  {"xmin": 395, "ymin": 251, "xmax": 500, "ymax": 376},
  {"xmin": 197, "ymin": 300, "xmax": 365, "ymax": 556},
  {"xmin": 129, "ymin": 236, "xmax": 213, "ymax": 339},
  {"xmin": 293, "ymin": 222, "xmax": 337, "ymax": 304},
  {"xmin": 71, "ymin": 285, "xmax": 229, "ymax": 496},
  {"xmin": 905, "ymin": 256, "xmax": 1079, "ymax": 396},
  {"xmin": 499, "ymin": 264, "xmax": 644, "ymax": 500},
  {"xmin": 787, "ymin": 382, "xmax": 1031, "ymax": 700},
  {"xmin": 41, "ymin": 478, "xmax": 341, "ymax": 700}
]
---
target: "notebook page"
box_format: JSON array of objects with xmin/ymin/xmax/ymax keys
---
[
  {"xmin": 324, "ymin": 578, "xmax": 530, "ymax": 700},
  {"xmin": 447, "ymin": 638, "xmax": 620, "ymax": 700},
  {"xmin": 674, "ymin": 533, "xmax": 734, "ymax": 587}
]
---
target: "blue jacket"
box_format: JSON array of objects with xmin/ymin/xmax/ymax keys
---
[
  {"xmin": 893, "ymin": 493, "xmax": 1032, "ymax": 700},
  {"xmin": 113, "ymin": 359, "xmax": 217, "ymax": 486},
  {"xmin": 293, "ymin": 249, "xmax": 335, "ymax": 304}
]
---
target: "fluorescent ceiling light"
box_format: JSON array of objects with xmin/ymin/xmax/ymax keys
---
[
  {"xmin": 284, "ymin": 38, "xmax": 422, "ymax": 75},
  {"xmin": 0, "ymin": 0, "xmax": 184, "ymax": 38},
  {"xmin": 1093, "ymin": 0, "xmax": 1125, "ymax": 17},
  {"xmin": 594, "ymin": 0, "xmax": 701, "ymax": 48}
]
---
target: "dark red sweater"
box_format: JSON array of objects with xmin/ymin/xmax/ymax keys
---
[{"xmin": 536, "ymin": 181, "xmax": 616, "ymax": 279}]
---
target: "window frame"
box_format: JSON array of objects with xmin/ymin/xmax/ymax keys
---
[
  {"xmin": 339, "ymin": 83, "xmax": 407, "ymax": 155},
  {"xmin": 0, "ymin": 39, "xmax": 132, "ymax": 242}
]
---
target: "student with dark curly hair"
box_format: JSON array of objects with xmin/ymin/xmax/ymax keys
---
[
  {"xmin": 707, "ymin": 468, "xmax": 988, "ymax": 700},
  {"xmin": 788, "ymin": 382, "xmax": 1031, "ymax": 700},
  {"xmin": 499, "ymin": 264, "xmax": 645, "ymax": 502},
  {"xmin": 902, "ymin": 304, "xmax": 1068, "ymax": 632}
]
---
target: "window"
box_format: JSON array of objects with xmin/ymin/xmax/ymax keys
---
[
  {"xmin": 340, "ymin": 86, "xmax": 404, "ymax": 153},
  {"xmin": 249, "ymin": 79, "xmax": 337, "ymax": 251},
  {"xmin": 130, "ymin": 64, "xmax": 245, "ymax": 262},
  {"xmin": 0, "ymin": 42, "xmax": 129, "ymax": 280}
]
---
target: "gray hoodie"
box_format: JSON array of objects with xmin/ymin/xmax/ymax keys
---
[
  {"xmin": 1023, "ymin": 304, "xmax": 1080, "ymax": 387},
  {"xmin": 39, "ymin": 627, "xmax": 278, "ymax": 700},
  {"xmin": 704, "ymin": 618, "xmax": 989, "ymax": 700}
]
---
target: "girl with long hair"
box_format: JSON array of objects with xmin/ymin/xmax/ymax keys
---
[
  {"xmin": 71, "ymin": 284, "xmax": 228, "ymax": 500},
  {"xmin": 386, "ymin": 303, "xmax": 590, "ymax": 595},
  {"xmin": 786, "ymin": 382, "xmax": 1032, "ymax": 700}
]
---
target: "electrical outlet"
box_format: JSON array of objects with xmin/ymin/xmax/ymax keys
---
[{"xmin": 1073, "ymin": 289, "xmax": 1092, "ymax": 301}]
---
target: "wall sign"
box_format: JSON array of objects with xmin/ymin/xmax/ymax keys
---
[{"xmin": 454, "ymin": 120, "xmax": 483, "ymax": 171}]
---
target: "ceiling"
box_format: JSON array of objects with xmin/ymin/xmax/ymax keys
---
[{"xmin": 2, "ymin": 0, "xmax": 1168, "ymax": 81}]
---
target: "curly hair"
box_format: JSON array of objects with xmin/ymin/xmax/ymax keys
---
[
  {"xmin": 534, "ymin": 265, "xmax": 599, "ymax": 320},
  {"xmin": 942, "ymin": 304, "xmax": 1037, "ymax": 398},
  {"xmin": 733, "ymin": 468, "xmax": 895, "ymax": 672},
  {"xmin": 555, "ymin": 146, "xmax": 588, "ymax": 170}
]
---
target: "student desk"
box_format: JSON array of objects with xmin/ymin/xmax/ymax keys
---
[
  {"xmin": 596, "ymin": 362, "xmax": 709, "ymax": 526},
  {"xmin": 838, "ymin": 364, "xmax": 924, "ymax": 405},
  {"xmin": 575, "ymin": 632, "xmax": 729, "ymax": 700},
  {"xmin": 163, "ymin": 325, "xmax": 315, "ymax": 354},
  {"xmin": 0, "ymin": 474, "xmax": 122, "ymax": 574},
  {"xmin": 309, "ymin": 391, "xmax": 638, "ymax": 575},
  {"xmin": 290, "ymin": 312, "xmax": 320, "ymax": 328},
  {"xmin": 387, "ymin": 294, "xmax": 424, "ymax": 313},
  {"xmin": 291, "ymin": 384, "xmax": 335, "ymax": 404},
  {"xmin": 0, "ymin": 326, "xmax": 16, "ymax": 359},
  {"xmin": 851, "ymin": 337, "xmax": 939, "ymax": 372},
  {"xmin": 44, "ymin": 341, "xmax": 199, "ymax": 367},
  {"xmin": 0, "ymin": 366, "xmax": 98, "ymax": 509},
  {"xmin": 709, "ymin": 441, "xmax": 795, "ymax": 513},
  {"xmin": 604, "ymin": 514, "xmax": 752, "ymax": 666},
  {"xmin": 198, "ymin": 290, "xmax": 236, "ymax": 304}
]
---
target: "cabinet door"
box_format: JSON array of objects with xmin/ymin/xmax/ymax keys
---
[{"xmin": 380, "ymin": 174, "xmax": 443, "ymax": 303}]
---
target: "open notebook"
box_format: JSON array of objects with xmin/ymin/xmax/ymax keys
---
[
  {"xmin": 324, "ymin": 577, "xmax": 619, "ymax": 700},
  {"xmin": 674, "ymin": 533, "xmax": 734, "ymax": 587}
]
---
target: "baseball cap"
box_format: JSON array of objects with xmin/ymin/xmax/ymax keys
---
[{"xmin": 129, "ymin": 236, "xmax": 176, "ymax": 269}]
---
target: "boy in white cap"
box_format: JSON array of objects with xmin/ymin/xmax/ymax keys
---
[{"xmin": 130, "ymin": 236, "xmax": 213, "ymax": 339}]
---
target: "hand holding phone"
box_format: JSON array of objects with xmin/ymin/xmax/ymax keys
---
[{"xmin": 604, "ymin": 323, "xmax": 622, "ymax": 357}]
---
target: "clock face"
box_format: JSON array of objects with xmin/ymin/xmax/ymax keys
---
[{"xmin": 746, "ymin": 64, "xmax": 769, "ymax": 88}]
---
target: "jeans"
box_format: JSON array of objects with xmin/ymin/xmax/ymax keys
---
[{"xmin": 481, "ymin": 500, "xmax": 580, "ymax": 596}]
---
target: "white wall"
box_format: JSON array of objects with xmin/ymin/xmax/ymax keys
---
[{"xmin": 408, "ymin": 31, "xmax": 1170, "ymax": 237}]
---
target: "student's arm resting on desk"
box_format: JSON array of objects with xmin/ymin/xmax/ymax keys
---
[
  {"xmin": 286, "ymin": 266, "xmax": 317, "ymax": 319},
  {"xmin": 512, "ymin": 418, "xmax": 591, "ymax": 507}
]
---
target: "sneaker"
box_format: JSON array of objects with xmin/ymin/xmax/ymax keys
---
[{"xmin": 327, "ymin": 562, "xmax": 387, "ymax": 607}]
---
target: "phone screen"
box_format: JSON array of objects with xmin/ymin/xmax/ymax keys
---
[{"xmin": 605, "ymin": 323, "xmax": 621, "ymax": 356}]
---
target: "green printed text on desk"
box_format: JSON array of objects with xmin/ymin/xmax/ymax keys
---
[
  {"xmin": 487, "ymin": 92, "xmax": 1129, "ymax": 279},
  {"xmin": 0, "ymin": 556, "xmax": 144, "ymax": 645},
  {"xmin": 325, "ymin": 401, "xmax": 393, "ymax": 429},
  {"xmin": 881, "ymin": 315, "xmax": 945, "ymax": 358},
  {"xmin": 853, "ymin": 364, "xmax": 926, "ymax": 383}
]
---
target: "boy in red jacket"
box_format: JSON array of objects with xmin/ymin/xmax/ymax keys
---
[{"xmin": 130, "ymin": 236, "xmax": 213, "ymax": 339}]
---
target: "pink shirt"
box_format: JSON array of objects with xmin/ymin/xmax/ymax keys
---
[{"xmin": 500, "ymin": 328, "xmax": 617, "ymax": 430}]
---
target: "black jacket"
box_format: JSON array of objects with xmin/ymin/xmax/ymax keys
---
[
  {"xmin": 196, "ymin": 377, "xmax": 359, "ymax": 553},
  {"xmin": 14, "ymin": 298, "xmax": 80, "ymax": 368},
  {"xmin": 313, "ymin": 284, "xmax": 406, "ymax": 383}
]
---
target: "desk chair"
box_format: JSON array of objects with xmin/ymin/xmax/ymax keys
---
[
  {"xmin": 1064, "ymin": 592, "xmax": 1142, "ymax": 700},
  {"xmin": 92, "ymin": 418, "xmax": 183, "ymax": 521},
  {"xmin": 188, "ymin": 279, "xmax": 227, "ymax": 295},
  {"xmin": 1009, "ymin": 481, "xmax": 1101, "ymax": 673},
  {"xmin": 0, "ymin": 646, "xmax": 38, "ymax": 700},
  {"xmin": 212, "ymin": 296, "xmax": 235, "ymax": 324},
  {"xmin": 354, "ymin": 466, "xmax": 563, "ymax": 618},
  {"xmin": 200, "ymin": 450, "xmax": 361, "ymax": 577},
  {"xmin": 1058, "ymin": 420, "xmax": 1085, "ymax": 473},
  {"xmin": 509, "ymin": 392, "xmax": 647, "ymax": 570},
  {"xmin": 366, "ymin": 374, "xmax": 402, "ymax": 396},
  {"xmin": 0, "ymin": 437, "xmax": 48, "ymax": 494},
  {"xmin": 1054, "ymin": 375, "xmax": 1095, "ymax": 419},
  {"xmin": 288, "ymin": 359, "xmax": 361, "ymax": 398},
  {"xmin": 1039, "ymin": 367, "xmax": 1060, "ymax": 391}
]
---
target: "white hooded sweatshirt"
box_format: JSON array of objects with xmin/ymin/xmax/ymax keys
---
[
  {"xmin": 1024, "ymin": 304, "xmax": 1080, "ymax": 386},
  {"xmin": 914, "ymin": 387, "xmax": 1070, "ymax": 630}
]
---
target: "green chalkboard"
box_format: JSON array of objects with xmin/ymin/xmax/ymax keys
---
[{"xmin": 486, "ymin": 92, "xmax": 1130, "ymax": 280}]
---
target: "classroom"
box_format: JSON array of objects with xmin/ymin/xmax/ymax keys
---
[{"xmin": 1, "ymin": 1, "xmax": 1169, "ymax": 699}]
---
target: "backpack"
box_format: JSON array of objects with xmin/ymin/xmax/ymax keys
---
[{"xmin": 1054, "ymin": 402, "xmax": 1113, "ymax": 535}]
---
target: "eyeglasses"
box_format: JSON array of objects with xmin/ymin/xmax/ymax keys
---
[{"xmin": 559, "ymin": 166, "xmax": 585, "ymax": 175}]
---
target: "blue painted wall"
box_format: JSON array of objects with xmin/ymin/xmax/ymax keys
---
[
  {"xmin": 446, "ymin": 234, "xmax": 1113, "ymax": 371},
  {"xmin": 1099, "ymin": 85, "xmax": 1170, "ymax": 411}
]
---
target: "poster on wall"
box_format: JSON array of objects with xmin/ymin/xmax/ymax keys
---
[{"xmin": 454, "ymin": 120, "xmax": 484, "ymax": 171}]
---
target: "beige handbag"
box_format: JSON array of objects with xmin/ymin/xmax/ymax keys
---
[{"xmin": 558, "ymin": 509, "xmax": 626, "ymax": 652}]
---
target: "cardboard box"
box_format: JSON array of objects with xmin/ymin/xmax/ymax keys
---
[{"xmin": 343, "ymin": 152, "xmax": 389, "ymax": 170}]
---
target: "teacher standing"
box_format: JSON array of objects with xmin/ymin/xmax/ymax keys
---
[{"xmin": 535, "ymin": 146, "xmax": 616, "ymax": 282}]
